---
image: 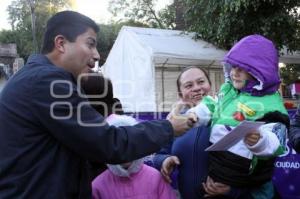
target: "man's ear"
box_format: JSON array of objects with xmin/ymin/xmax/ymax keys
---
[{"xmin": 53, "ymin": 35, "xmax": 66, "ymax": 53}]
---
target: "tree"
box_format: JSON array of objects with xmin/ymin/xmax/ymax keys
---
[
  {"xmin": 184, "ymin": 0, "xmax": 300, "ymax": 51},
  {"xmin": 3, "ymin": 0, "xmax": 72, "ymax": 59},
  {"xmin": 28, "ymin": 0, "xmax": 38, "ymax": 53},
  {"xmin": 108, "ymin": 0, "xmax": 176, "ymax": 29},
  {"xmin": 280, "ymin": 64, "xmax": 300, "ymax": 86},
  {"xmin": 0, "ymin": 29, "xmax": 31, "ymax": 60},
  {"xmin": 97, "ymin": 20, "xmax": 149, "ymax": 66}
]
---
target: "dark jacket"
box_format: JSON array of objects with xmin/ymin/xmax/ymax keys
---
[
  {"xmin": 153, "ymin": 126, "xmax": 209, "ymax": 199},
  {"xmin": 0, "ymin": 54, "xmax": 173, "ymax": 199},
  {"xmin": 289, "ymin": 107, "xmax": 300, "ymax": 153},
  {"xmin": 153, "ymin": 128, "xmax": 209, "ymax": 199},
  {"xmin": 153, "ymin": 126, "xmax": 247, "ymax": 199}
]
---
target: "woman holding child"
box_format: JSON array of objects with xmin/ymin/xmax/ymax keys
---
[
  {"xmin": 154, "ymin": 35, "xmax": 288, "ymax": 199},
  {"xmin": 153, "ymin": 66, "xmax": 240, "ymax": 199}
]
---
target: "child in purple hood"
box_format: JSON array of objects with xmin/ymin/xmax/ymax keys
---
[{"xmin": 187, "ymin": 35, "xmax": 289, "ymax": 198}]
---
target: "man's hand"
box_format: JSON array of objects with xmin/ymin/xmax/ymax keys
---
[
  {"xmin": 202, "ymin": 176, "xmax": 230, "ymax": 197},
  {"xmin": 161, "ymin": 156, "xmax": 180, "ymax": 183},
  {"xmin": 244, "ymin": 130, "xmax": 261, "ymax": 146},
  {"xmin": 167, "ymin": 103, "xmax": 196, "ymax": 137}
]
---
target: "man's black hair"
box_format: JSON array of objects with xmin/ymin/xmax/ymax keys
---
[{"xmin": 41, "ymin": 10, "xmax": 99, "ymax": 54}]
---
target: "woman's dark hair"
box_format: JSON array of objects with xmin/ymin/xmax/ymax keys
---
[
  {"xmin": 81, "ymin": 73, "xmax": 123, "ymax": 117},
  {"xmin": 176, "ymin": 66, "xmax": 211, "ymax": 96},
  {"xmin": 41, "ymin": 11, "xmax": 99, "ymax": 54}
]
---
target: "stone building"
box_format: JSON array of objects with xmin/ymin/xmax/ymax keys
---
[
  {"xmin": 0, "ymin": 43, "xmax": 18, "ymax": 67},
  {"xmin": 0, "ymin": 43, "xmax": 23, "ymax": 91}
]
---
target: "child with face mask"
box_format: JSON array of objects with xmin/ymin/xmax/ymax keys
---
[
  {"xmin": 92, "ymin": 114, "xmax": 177, "ymax": 199},
  {"xmin": 187, "ymin": 35, "xmax": 289, "ymax": 198}
]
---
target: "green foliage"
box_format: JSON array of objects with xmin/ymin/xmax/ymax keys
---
[
  {"xmin": 185, "ymin": 0, "xmax": 300, "ymax": 51},
  {"xmin": 7, "ymin": 0, "xmax": 70, "ymax": 30},
  {"xmin": 280, "ymin": 64, "xmax": 300, "ymax": 85},
  {"xmin": 0, "ymin": 29, "xmax": 30, "ymax": 60},
  {"xmin": 157, "ymin": 4, "xmax": 176, "ymax": 29},
  {"xmin": 1, "ymin": 0, "xmax": 72, "ymax": 59},
  {"xmin": 97, "ymin": 20, "xmax": 149, "ymax": 65},
  {"xmin": 108, "ymin": 0, "xmax": 175, "ymax": 29}
]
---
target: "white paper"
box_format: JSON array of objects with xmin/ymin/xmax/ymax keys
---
[{"xmin": 205, "ymin": 121, "xmax": 265, "ymax": 151}]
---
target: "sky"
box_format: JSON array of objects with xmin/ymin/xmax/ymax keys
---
[
  {"xmin": 0, "ymin": 0, "xmax": 11, "ymax": 30},
  {"xmin": 0, "ymin": 0, "xmax": 172, "ymax": 30}
]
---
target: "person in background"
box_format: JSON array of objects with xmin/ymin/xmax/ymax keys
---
[
  {"xmin": 92, "ymin": 114, "xmax": 177, "ymax": 199},
  {"xmin": 187, "ymin": 35, "xmax": 289, "ymax": 198},
  {"xmin": 81, "ymin": 72, "xmax": 123, "ymax": 117},
  {"xmin": 81, "ymin": 72, "xmax": 124, "ymax": 177},
  {"xmin": 153, "ymin": 66, "xmax": 242, "ymax": 199},
  {"xmin": 0, "ymin": 11, "xmax": 194, "ymax": 198}
]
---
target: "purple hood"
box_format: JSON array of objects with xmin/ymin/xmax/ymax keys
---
[{"xmin": 223, "ymin": 35, "xmax": 280, "ymax": 96}]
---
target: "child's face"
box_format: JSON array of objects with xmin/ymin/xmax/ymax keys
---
[{"xmin": 230, "ymin": 66, "xmax": 253, "ymax": 90}]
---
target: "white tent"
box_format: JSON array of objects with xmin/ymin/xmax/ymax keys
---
[
  {"xmin": 103, "ymin": 26, "xmax": 300, "ymax": 112},
  {"xmin": 103, "ymin": 26, "xmax": 228, "ymax": 112}
]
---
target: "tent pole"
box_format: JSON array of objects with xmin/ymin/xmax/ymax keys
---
[
  {"xmin": 161, "ymin": 58, "xmax": 169, "ymax": 111},
  {"xmin": 207, "ymin": 61, "xmax": 215, "ymax": 95}
]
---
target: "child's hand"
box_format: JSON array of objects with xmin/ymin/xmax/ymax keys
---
[
  {"xmin": 244, "ymin": 131, "xmax": 261, "ymax": 146},
  {"xmin": 187, "ymin": 112, "xmax": 198, "ymax": 123},
  {"xmin": 161, "ymin": 156, "xmax": 180, "ymax": 183}
]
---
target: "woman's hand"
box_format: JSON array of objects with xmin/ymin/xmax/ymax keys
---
[
  {"xmin": 160, "ymin": 156, "xmax": 180, "ymax": 183},
  {"xmin": 202, "ymin": 176, "xmax": 231, "ymax": 197}
]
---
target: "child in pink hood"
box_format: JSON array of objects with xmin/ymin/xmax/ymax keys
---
[{"xmin": 92, "ymin": 114, "xmax": 177, "ymax": 199}]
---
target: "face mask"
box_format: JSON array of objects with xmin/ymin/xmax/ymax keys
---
[{"xmin": 107, "ymin": 158, "xmax": 144, "ymax": 177}]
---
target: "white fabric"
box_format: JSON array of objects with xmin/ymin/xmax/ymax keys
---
[
  {"xmin": 106, "ymin": 114, "xmax": 138, "ymax": 126},
  {"xmin": 246, "ymin": 123, "xmax": 280, "ymax": 156},
  {"xmin": 103, "ymin": 28, "xmax": 156, "ymax": 112},
  {"xmin": 187, "ymin": 103, "xmax": 211, "ymax": 127}
]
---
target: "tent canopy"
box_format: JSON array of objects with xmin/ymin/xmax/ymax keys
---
[
  {"xmin": 279, "ymin": 47, "xmax": 300, "ymax": 64},
  {"xmin": 125, "ymin": 26, "xmax": 228, "ymax": 66},
  {"xmin": 103, "ymin": 26, "xmax": 300, "ymax": 112}
]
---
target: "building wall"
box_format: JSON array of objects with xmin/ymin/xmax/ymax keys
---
[
  {"xmin": 0, "ymin": 77, "xmax": 7, "ymax": 92},
  {"xmin": 0, "ymin": 43, "xmax": 18, "ymax": 72}
]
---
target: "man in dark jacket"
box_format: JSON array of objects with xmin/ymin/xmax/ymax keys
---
[{"xmin": 0, "ymin": 11, "xmax": 194, "ymax": 199}]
